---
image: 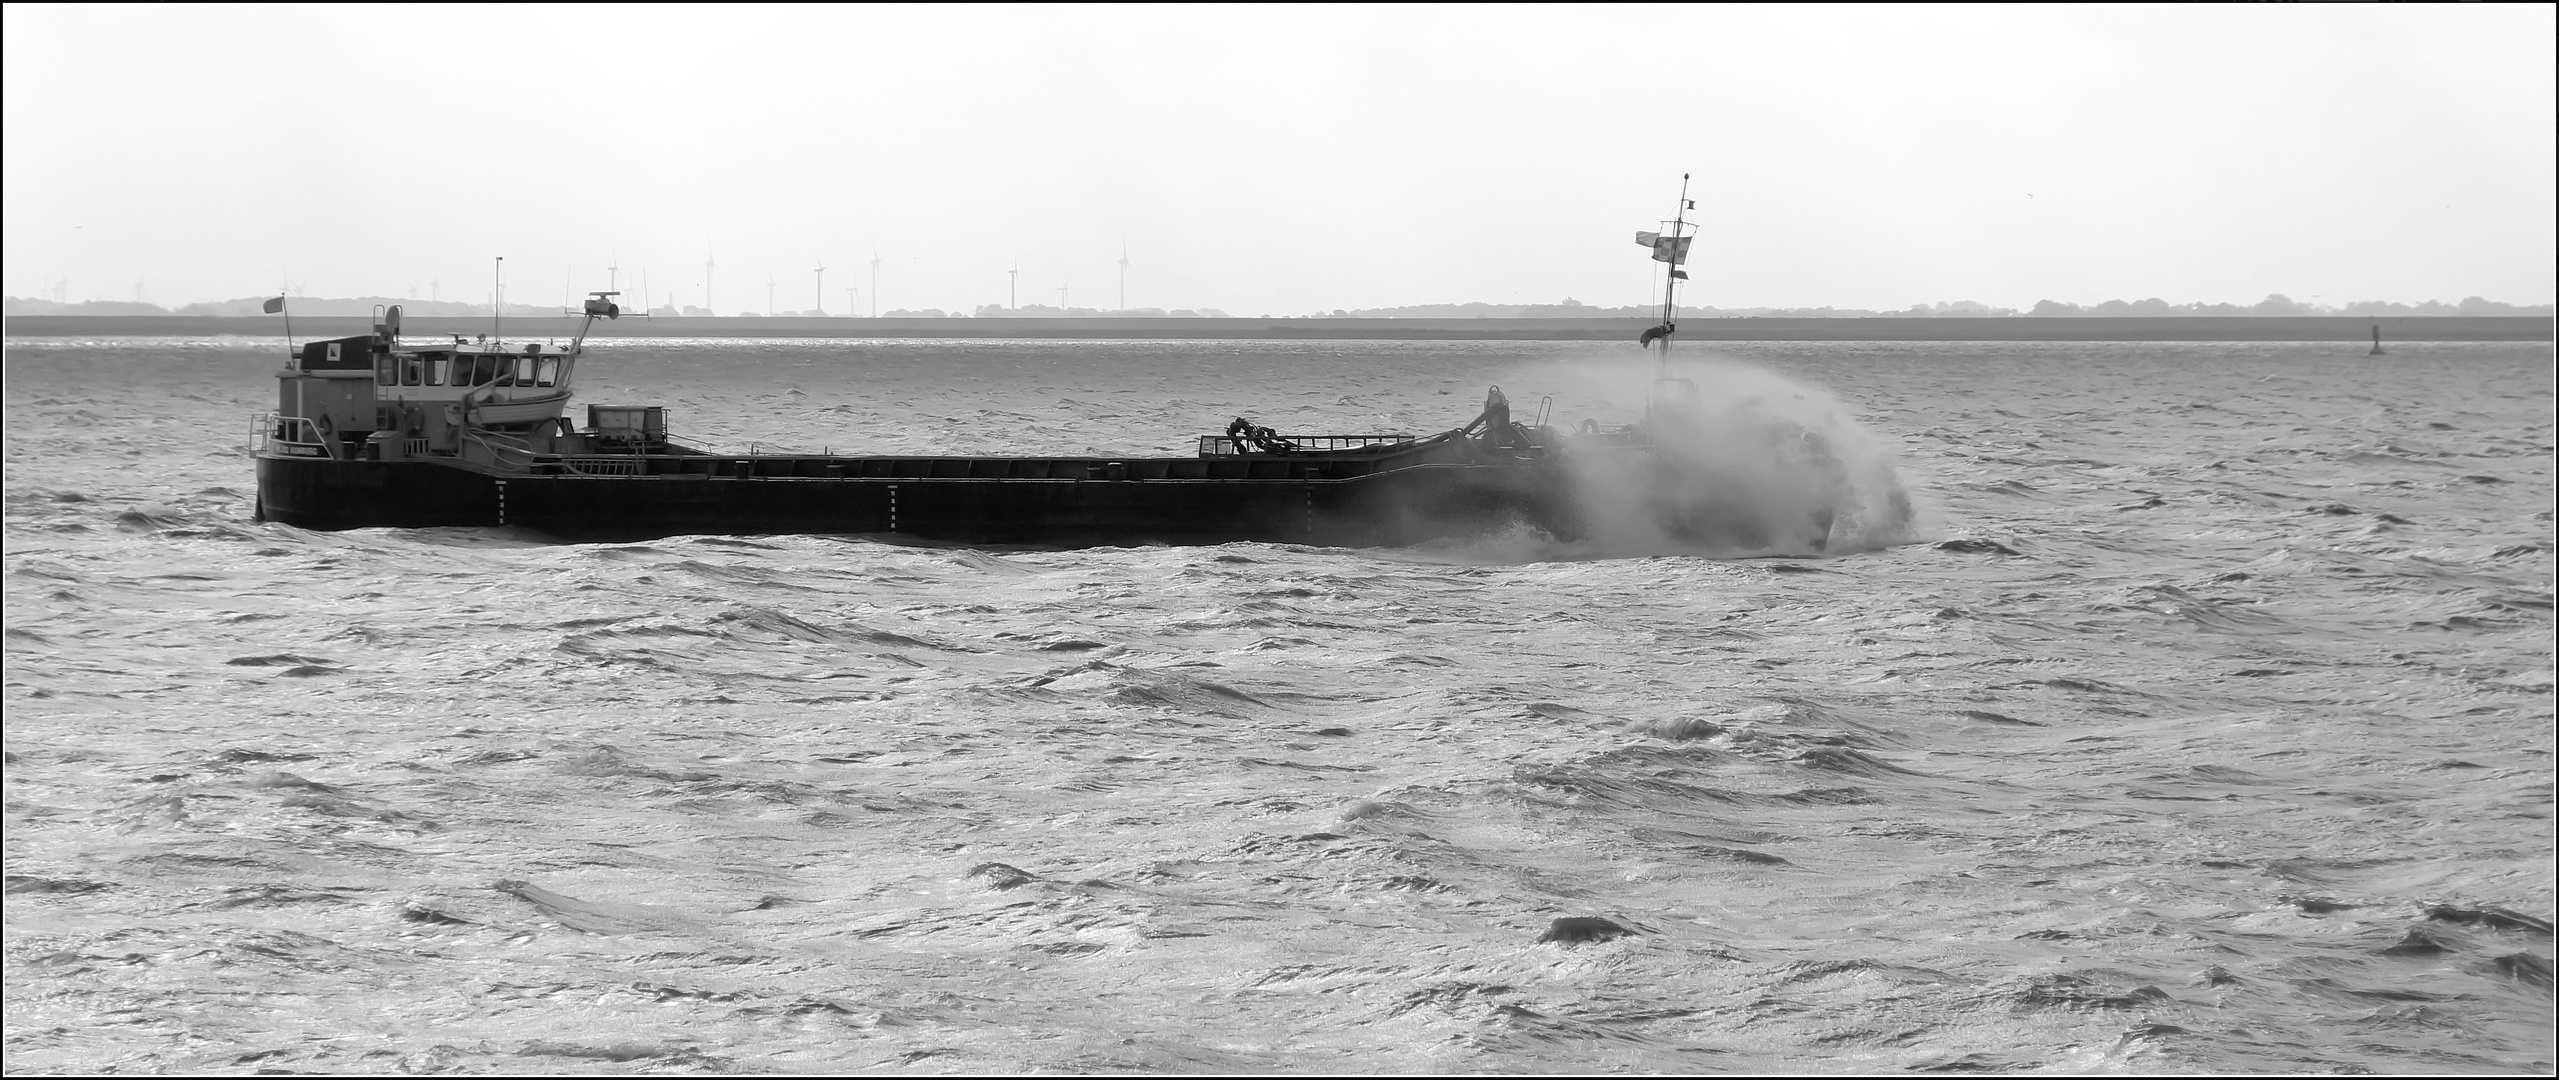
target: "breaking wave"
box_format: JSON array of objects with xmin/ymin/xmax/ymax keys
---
[{"xmin": 1537, "ymin": 356, "xmax": 1921, "ymax": 558}]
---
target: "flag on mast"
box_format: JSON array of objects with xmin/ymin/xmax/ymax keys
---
[
  {"xmin": 262, "ymin": 296, "xmax": 286, "ymax": 314},
  {"xmin": 1634, "ymin": 231, "xmax": 1693, "ymax": 265}
]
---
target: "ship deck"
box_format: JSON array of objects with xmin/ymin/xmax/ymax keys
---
[{"xmin": 522, "ymin": 445, "xmax": 1465, "ymax": 482}]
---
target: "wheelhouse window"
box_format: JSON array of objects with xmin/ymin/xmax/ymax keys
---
[
  {"xmin": 424, "ymin": 354, "xmax": 449, "ymax": 385},
  {"xmin": 535, "ymin": 356, "xmax": 561, "ymax": 387},
  {"xmin": 376, "ymin": 353, "xmax": 398, "ymax": 386},
  {"xmin": 401, "ymin": 355, "xmax": 423, "ymax": 386}
]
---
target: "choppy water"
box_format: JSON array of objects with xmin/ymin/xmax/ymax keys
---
[{"xmin": 4, "ymin": 336, "xmax": 2552, "ymax": 1074}]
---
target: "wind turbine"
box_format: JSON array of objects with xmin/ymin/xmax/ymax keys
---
[
  {"xmin": 607, "ymin": 253, "xmax": 619, "ymax": 294},
  {"xmin": 1118, "ymin": 243, "xmax": 1128, "ymax": 312},
  {"xmin": 1057, "ymin": 280, "xmax": 1069, "ymax": 311},
  {"xmin": 868, "ymin": 248, "xmax": 883, "ymax": 317},
  {"xmin": 1008, "ymin": 262, "xmax": 1018, "ymax": 311},
  {"xmin": 704, "ymin": 249, "xmax": 717, "ymax": 315},
  {"xmin": 814, "ymin": 261, "xmax": 827, "ymax": 315},
  {"xmin": 430, "ymin": 279, "xmax": 439, "ymax": 303},
  {"xmin": 766, "ymin": 273, "xmax": 777, "ymax": 317}
]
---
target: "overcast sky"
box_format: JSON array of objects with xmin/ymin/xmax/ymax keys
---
[{"xmin": 5, "ymin": 4, "xmax": 2552, "ymax": 315}]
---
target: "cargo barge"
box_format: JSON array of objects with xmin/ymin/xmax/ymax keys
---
[{"xmin": 250, "ymin": 294, "xmax": 1586, "ymax": 546}]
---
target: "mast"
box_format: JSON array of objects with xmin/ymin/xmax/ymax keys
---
[
  {"xmin": 1630, "ymin": 175, "xmax": 1702, "ymax": 422},
  {"xmin": 1655, "ymin": 173, "xmax": 1693, "ymax": 378}
]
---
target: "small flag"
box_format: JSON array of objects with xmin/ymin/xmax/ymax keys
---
[
  {"xmin": 263, "ymin": 296, "xmax": 286, "ymax": 314},
  {"xmin": 1633, "ymin": 231, "xmax": 1693, "ymax": 266}
]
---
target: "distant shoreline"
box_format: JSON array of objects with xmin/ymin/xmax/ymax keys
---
[{"xmin": 3, "ymin": 314, "xmax": 2548, "ymax": 342}]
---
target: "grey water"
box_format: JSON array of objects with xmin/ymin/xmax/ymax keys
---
[{"xmin": 3, "ymin": 336, "xmax": 2551, "ymax": 1074}]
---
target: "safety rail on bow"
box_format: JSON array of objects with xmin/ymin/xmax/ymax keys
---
[{"xmin": 254, "ymin": 412, "xmax": 337, "ymax": 458}]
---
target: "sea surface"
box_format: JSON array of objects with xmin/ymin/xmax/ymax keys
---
[{"xmin": 3, "ymin": 336, "xmax": 2552, "ymax": 1074}]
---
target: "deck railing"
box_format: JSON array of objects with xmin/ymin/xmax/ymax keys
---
[
  {"xmin": 1197, "ymin": 434, "xmax": 1415, "ymax": 457},
  {"xmin": 560, "ymin": 456, "xmax": 646, "ymax": 476},
  {"xmin": 253, "ymin": 412, "xmax": 333, "ymax": 457}
]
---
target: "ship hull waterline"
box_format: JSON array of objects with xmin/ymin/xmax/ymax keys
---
[{"xmin": 253, "ymin": 454, "xmax": 1583, "ymax": 548}]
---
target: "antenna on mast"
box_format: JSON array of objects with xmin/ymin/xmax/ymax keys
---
[{"xmin": 492, "ymin": 256, "xmax": 504, "ymax": 345}]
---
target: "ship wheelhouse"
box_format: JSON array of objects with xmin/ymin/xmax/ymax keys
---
[
  {"xmin": 373, "ymin": 342, "xmax": 572, "ymax": 416},
  {"xmin": 358, "ymin": 332, "xmax": 580, "ymax": 433}
]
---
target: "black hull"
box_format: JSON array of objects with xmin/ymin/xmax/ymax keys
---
[{"xmin": 255, "ymin": 454, "xmax": 1579, "ymax": 547}]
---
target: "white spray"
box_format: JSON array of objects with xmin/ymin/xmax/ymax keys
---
[{"xmin": 1537, "ymin": 355, "xmax": 1919, "ymax": 559}]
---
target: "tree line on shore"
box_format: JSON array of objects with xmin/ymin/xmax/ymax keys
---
[
  {"xmin": 1311, "ymin": 296, "xmax": 2554, "ymax": 319},
  {"xmin": 4, "ymin": 293, "xmax": 2549, "ymax": 319}
]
